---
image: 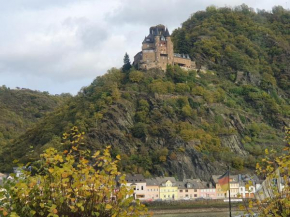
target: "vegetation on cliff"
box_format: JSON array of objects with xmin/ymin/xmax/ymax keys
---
[
  {"xmin": 0, "ymin": 86, "xmax": 69, "ymax": 171},
  {"xmin": 0, "ymin": 5, "xmax": 289, "ymax": 181},
  {"xmin": 172, "ymin": 5, "xmax": 290, "ymax": 95}
]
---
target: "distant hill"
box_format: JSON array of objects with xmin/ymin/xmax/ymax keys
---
[
  {"xmin": 1, "ymin": 5, "xmax": 289, "ymax": 180},
  {"xmin": 0, "ymin": 86, "xmax": 70, "ymax": 171}
]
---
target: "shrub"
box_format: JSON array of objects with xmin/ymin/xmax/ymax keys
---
[{"xmin": 0, "ymin": 127, "xmax": 150, "ymax": 217}]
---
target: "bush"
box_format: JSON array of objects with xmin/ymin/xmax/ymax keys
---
[
  {"xmin": 0, "ymin": 127, "xmax": 150, "ymax": 217},
  {"xmin": 129, "ymin": 70, "xmax": 144, "ymax": 83},
  {"xmin": 132, "ymin": 122, "xmax": 147, "ymax": 138}
]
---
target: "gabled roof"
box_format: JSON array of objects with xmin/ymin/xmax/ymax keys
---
[
  {"xmin": 125, "ymin": 174, "xmax": 145, "ymax": 183},
  {"xmin": 212, "ymin": 174, "xmax": 239, "ymax": 184},
  {"xmin": 155, "ymin": 177, "xmax": 177, "ymax": 186},
  {"xmin": 145, "ymin": 178, "xmax": 159, "ymax": 186}
]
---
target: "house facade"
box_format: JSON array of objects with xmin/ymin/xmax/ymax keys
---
[
  {"xmin": 156, "ymin": 177, "xmax": 178, "ymax": 200},
  {"xmin": 199, "ymin": 181, "xmax": 217, "ymax": 199},
  {"xmin": 212, "ymin": 175, "xmax": 240, "ymax": 198},
  {"xmin": 177, "ymin": 179, "xmax": 202, "ymax": 200},
  {"xmin": 125, "ymin": 174, "xmax": 147, "ymax": 200},
  {"xmin": 145, "ymin": 178, "xmax": 160, "ymax": 201}
]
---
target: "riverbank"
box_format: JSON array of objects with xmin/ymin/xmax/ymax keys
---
[
  {"xmin": 145, "ymin": 200, "xmax": 255, "ymax": 216},
  {"xmin": 144, "ymin": 199, "xmax": 243, "ymax": 210},
  {"xmin": 151, "ymin": 207, "xmax": 240, "ymax": 215}
]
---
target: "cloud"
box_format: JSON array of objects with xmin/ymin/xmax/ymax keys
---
[{"xmin": 0, "ymin": 0, "xmax": 288, "ymax": 94}]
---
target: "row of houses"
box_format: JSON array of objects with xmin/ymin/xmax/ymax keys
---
[{"xmin": 124, "ymin": 173, "xmax": 262, "ymax": 201}]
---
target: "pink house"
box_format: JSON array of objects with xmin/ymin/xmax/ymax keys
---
[
  {"xmin": 177, "ymin": 179, "xmax": 202, "ymax": 200},
  {"xmin": 199, "ymin": 181, "xmax": 216, "ymax": 199},
  {"xmin": 145, "ymin": 178, "xmax": 160, "ymax": 201}
]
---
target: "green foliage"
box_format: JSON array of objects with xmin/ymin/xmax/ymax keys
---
[
  {"xmin": 172, "ymin": 5, "xmax": 290, "ymax": 92},
  {"xmin": 1, "ymin": 6, "xmax": 289, "ymax": 177},
  {"xmin": 0, "ymin": 88, "xmax": 68, "ymax": 171},
  {"xmin": 129, "ymin": 70, "xmax": 144, "ymax": 83},
  {"xmin": 0, "ymin": 127, "xmax": 150, "ymax": 217},
  {"xmin": 132, "ymin": 123, "xmax": 147, "ymax": 138}
]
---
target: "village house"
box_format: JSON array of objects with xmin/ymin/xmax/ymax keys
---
[
  {"xmin": 199, "ymin": 181, "xmax": 217, "ymax": 199},
  {"xmin": 145, "ymin": 178, "xmax": 160, "ymax": 201},
  {"xmin": 238, "ymin": 174, "xmax": 261, "ymax": 198},
  {"xmin": 133, "ymin": 24, "xmax": 195, "ymax": 71},
  {"xmin": 177, "ymin": 179, "xmax": 202, "ymax": 200},
  {"xmin": 125, "ymin": 174, "xmax": 147, "ymax": 200},
  {"xmin": 155, "ymin": 177, "xmax": 178, "ymax": 200},
  {"xmin": 212, "ymin": 175, "xmax": 240, "ymax": 198}
]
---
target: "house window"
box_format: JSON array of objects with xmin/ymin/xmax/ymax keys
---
[
  {"xmin": 141, "ymin": 186, "xmax": 143, "ymax": 190},
  {"xmin": 180, "ymin": 190, "xmax": 183, "ymax": 192},
  {"xmin": 194, "ymin": 194, "xmax": 197, "ymax": 197},
  {"xmin": 185, "ymin": 190, "xmax": 188, "ymax": 192},
  {"xmin": 194, "ymin": 189, "xmax": 197, "ymax": 192}
]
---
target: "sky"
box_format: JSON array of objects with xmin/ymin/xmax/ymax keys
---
[{"xmin": 0, "ymin": 0, "xmax": 288, "ymax": 95}]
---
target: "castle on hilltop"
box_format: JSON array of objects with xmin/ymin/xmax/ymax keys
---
[{"xmin": 133, "ymin": 24, "xmax": 194, "ymax": 71}]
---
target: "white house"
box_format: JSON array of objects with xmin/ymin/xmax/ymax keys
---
[{"xmin": 125, "ymin": 174, "xmax": 147, "ymax": 200}]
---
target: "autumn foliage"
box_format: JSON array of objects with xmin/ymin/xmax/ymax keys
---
[{"xmin": 0, "ymin": 127, "xmax": 150, "ymax": 217}]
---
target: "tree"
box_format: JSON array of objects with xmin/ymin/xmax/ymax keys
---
[
  {"xmin": 129, "ymin": 70, "xmax": 144, "ymax": 83},
  {"xmin": 242, "ymin": 127, "xmax": 290, "ymax": 216},
  {"xmin": 122, "ymin": 53, "xmax": 132, "ymax": 73},
  {"xmin": 0, "ymin": 127, "xmax": 150, "ymax": 217}
]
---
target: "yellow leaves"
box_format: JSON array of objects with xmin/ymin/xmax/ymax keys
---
[
  {"xmin": 3, "ymin": 210, "xmax": 8, "ymax": 216},
  {"xmin": 248, "ymin": 200, "xmax": 253, "ymax": 209},
  {"xmin": 105, "ymin": 204, "xmax": 112, "ymax": 210},
  {"xmin": 54, "ymin": 154, "xmax": 63, "ymax": 162},
  {"xmin": 265, "ymin": 148, "xmax": 269, "ymax": 155},
  {"xmin": 0, "ymin": 127, "xmax": 149, "ymax": 217},
  {"xmin": 62, "ymin": 173, "xmax": 68, "ymax": 178},
  {"xmin": 92, "ymin": 151, "xmax": 100, "ymax": 158},
  {"xmin": 28, "ymin": 181, "xmax": 36, "ymax": 188}
]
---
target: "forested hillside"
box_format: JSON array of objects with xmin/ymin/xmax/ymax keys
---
[
  {"xmin": 0, "ymin": 86, "xmax": 70, "ymax": 171},
  {"xmin": 1, "ymin": 5, "xmax": 289, "ymax": 181},
  {"xmin": 172, "ymin": 5, "xmax": 290, "ymax": 95}
]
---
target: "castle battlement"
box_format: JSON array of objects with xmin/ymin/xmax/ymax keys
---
[{"xmin": 133, "ymin": 24, "xmax": 194, "ymax": 71}]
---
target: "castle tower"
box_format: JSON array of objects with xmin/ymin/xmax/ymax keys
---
[{"xmin": 133, "ymin": 24, "xmax": 192, "ymax": 71}]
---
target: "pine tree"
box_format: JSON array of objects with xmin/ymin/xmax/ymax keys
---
[{"xmin": 122, "ymin": 52, "xmax": 131, "ymax": 72}]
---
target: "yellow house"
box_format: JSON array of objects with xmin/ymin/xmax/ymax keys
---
[{"xmin": 156, "ymin": 177, "xmax": 178, "ymax": 200}]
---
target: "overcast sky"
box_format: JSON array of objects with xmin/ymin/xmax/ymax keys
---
[{"xmin": 0, "ymin": 0, "xmax": 288, "ymax": 95}]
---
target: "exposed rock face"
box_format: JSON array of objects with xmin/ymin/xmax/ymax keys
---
[
  {"xmin": 220, "ymin": 135, "xmax": 247, "ymax": 156},
  {"xmin": 86, "ymin": 97, "xmax": 245, "ymax": 181}
]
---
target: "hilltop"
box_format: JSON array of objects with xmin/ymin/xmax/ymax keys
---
[
  {"xmin": 0, "ymin": 5, "xmax": 289, "ymax": 180},
  {"xmin": 0, "ymin": 86, "xmax": 70, "ymax": 171}
]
